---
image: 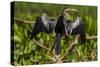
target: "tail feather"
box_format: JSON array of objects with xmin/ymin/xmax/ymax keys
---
[{"xmin": 55, "ymin": 34, "xmax": 61, "ymax": 55}]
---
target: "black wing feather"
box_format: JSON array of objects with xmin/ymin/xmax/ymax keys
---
[{"xmin": 71, "ymin": 21, "xmax": 86, "ymax": 43}]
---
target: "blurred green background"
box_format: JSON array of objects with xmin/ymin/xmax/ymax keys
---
[{"xmin": 11, "ymin": 1, "xmax": 97, "ymax": 65}]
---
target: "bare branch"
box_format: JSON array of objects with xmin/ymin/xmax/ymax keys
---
[
  {"xmin": 59, "ymin": 35, "xmax": 97, "ymax": 61},
  {"xmin": 14, "ymin": 17, "xmax": 35, "ymax": 24},
  {"xmin": 33, "ymin": 38, "xmax": 51, "ymax": 51},
  {"xmin": 59, "ymin": 35, "xmax": 79, "ymax": 60},
  {"xmin": 86, "ymin": 36, "xmax": 97, "ymax": 40},
  {"xmin": 53, "ymin": 51, "xmax": 61, "ymax": 62},
  {"xmin": 47, "ymin": 55, "xmax": 56, "ymax": 62}
]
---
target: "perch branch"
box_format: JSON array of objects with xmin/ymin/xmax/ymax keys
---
[{"xmin": 14, "ymin": 17, "xmax": 35, "ymax": 24}]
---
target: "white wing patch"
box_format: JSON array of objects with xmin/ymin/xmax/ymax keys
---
[
  {"xmin": 72, "ymin": 17, "xmax": 80, "ymax": 29},
  {"xmin": 70, "ymin": 17, "xmax": 80, "ymax": 34}
]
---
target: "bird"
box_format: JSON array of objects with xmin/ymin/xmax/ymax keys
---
[{"xmin": 29, "ymin": 8, "xmax": 86, "ymax": 55}]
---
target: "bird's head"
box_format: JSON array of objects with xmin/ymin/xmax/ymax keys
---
[{"xmin": 62, "ymin": 8, "xmax": 79, "ymax": 20}]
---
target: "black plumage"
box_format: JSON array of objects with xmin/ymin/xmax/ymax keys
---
[{"xmin": 29, "ymin": 8, "xmax": 86, "ymax": 55}]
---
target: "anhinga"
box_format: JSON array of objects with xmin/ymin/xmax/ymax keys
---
[
  {"xmin": 55, "ymin": 8, "xmax": 85, "ymax": 54},
  {"xmin": 29, "ymin": 8, "xmax": 86, "ymax": 55}
]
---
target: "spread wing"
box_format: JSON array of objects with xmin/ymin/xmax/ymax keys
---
[
  {"xmin": 30, "ymin": 13, "xmax": 56, "ymax": 39},
  {"xmin": 65, "ymin": 17, "xmax": 86, "ymax": 43}
]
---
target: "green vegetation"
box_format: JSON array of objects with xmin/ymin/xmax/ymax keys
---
[{"xmin": 11, "ymin": 2, "xmax": 97, "ymax": 65}]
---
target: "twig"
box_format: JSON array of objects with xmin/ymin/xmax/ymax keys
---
[
  {"xmin": 47, "ymin": 55, "xmax": 56, "ymax": 62},
  {"xmin": 33, "ymin": 38, "xmax": 51, "ymax": 51},
  {"xmin": 14, "ymin": 17, "xmax": 35, "ymax": 24},
  {"xmin": 59, "ymin": 35, "xmax": 79, "ymax": 60},
  {"xmin": 59, "ymin": 35, "xmax": 97, "ymax": 61},
  {"xmin": 86, "ymin": 36, "xmax": 97, "ymax": 40},
  {"xmin": 53, "ymin": 50, "xmax": 61, "ymax": 62}
]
